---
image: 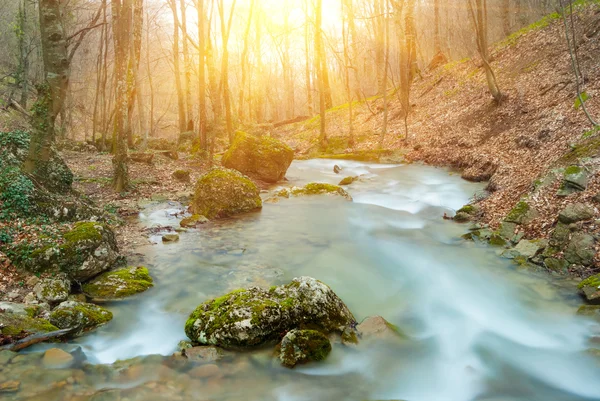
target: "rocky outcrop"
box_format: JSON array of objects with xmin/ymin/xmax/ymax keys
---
[
  {"xmin": 26, "ymin": 222, "xmax": 119, "ymax": 281},
  {"xmin": 222, "ymin": 131, "xmax": 294, "ymax": 183},
  {"xmin": 190, "ymin": 167, "xmax": 262, "ymax": 219},
  {"xmin": 82, "ymin": 266, "xmax": 153, "ymax": 301},
  {"xmin": 279, "ymin": 329, "xmax": 332, "ymax": 368},
  {"xmin": 49, "ymin": 301, "xmax": 113, "ymax": 333},
  {"xmin": 185, "ymin": 277, "xmax": 356, "ymax": 348}
]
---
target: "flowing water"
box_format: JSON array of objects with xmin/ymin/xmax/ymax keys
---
[{"xmin": 7, "ymin": 159, "xmax": 600, "ymax": 401}]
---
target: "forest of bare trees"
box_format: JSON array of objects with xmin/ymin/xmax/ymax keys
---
[{"xmin": 0, "ymin": 0, "xmax": 556, "ymax": 189}]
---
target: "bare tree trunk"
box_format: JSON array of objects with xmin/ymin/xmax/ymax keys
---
[
  {"xmin": 380, "ymin": 0, "xmax": 390, "ymax": 148},
  {"xmin": 342, "ymin": 0, "xmax": 354, "ymax": 147},
  {"xmin": 434, "ymin": 0, "xmax": 442, "ymax": 53},
  {"xmin": 146, "ymin": 11, "xmax": 155, "ymax": 139},
  {"xmin": 24, "ymin": 0, "xmax": 70, "ymax": 188},
  {"xmin": 17, "ymin": 0, "xmax": 30, "ymax": 108},
  {"xmin": 217, "ymin": 0, "xmax": 236, "ymax": 144},
  {"xmin": 502, "ymin": 0, "xmax": 511, "ymax": 36},
  {"xmin": 197, "ymin": 0, "xmax": 208, "ymax": 150},
  {"xmin": 169, "ymin": 0, "xmax": 187, "ymax": 134},
  {"xmin": 304, "ymin": 0, "xmax": 314, "ymax": 116},
  {"xmin": 315, "ymin": 0, "xmax": 327, "ymax": 149},
  {"xmin": 468, "ymin": 0, "xmax": 503, "ymax": 103},
  {"xmin": 180, "ymin": 0, "xmax": 193, "ymax": 130},
  {"xmin": 238, "ymin": 0, "xmax": 255, "ymax": 124}
]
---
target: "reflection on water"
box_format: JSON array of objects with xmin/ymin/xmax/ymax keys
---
[{"xmin": 13, "ymin": 160, "xmax": 600, "ymax": 401}]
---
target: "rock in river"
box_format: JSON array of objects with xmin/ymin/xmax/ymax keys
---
[
  {"xmin": 279, "ymin": 329, "xmax": 332, "ymax": 368},
  {"xmin": 222, "ymin": 131, "xmax": 294, "ymax": 183},
  {"xmin": 49, "ymin": 301, "xmax": 113, "ymax": 333},
  {"xmin": 185, "ymin": 277, "xmax": 356, "ymax": 348},
  {"xmin": 82, "ymin": 266, "xmax": 153, "ymax": 301},
  {"xmin": 190, "ymin": 167, "xmax": 262, "ymax": 219},
  {"xmin": 578, "ymin": 274, "xmax": 600, "ymax": 304}
]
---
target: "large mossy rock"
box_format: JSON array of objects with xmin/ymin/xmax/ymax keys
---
[
  {"xmin": 26, "ymin": 222, "xmax": 119, "ymax": 281},
  {"xmin": 190, "ymin": 167, "xmax": 262, "ymax": 219},
  {"xmin": 185, "ymin": 277, "xmax": 356, "ymax": 348},
  {"xmin": 564, "ymin": 233, "xmax": 595, "ymax": 266},
  {"xmin": 222, "ymin": 131, "xmax": 294, "ymax": 183},
  {"xmin": 49, "ymin": 301, "xmax": 112, "ymax": 333},
  {"xmin": 34, "ymin": 275, "xmax": 71, "ymax": 304},
  {"xmin": 277, "ymin": 183, "xmax": 353, "ymax": 201},
  {"xmin": 279, "ymin": 329, "xmax": 332, "ymax": 368},
  {"xmin": 82, "ymin": 266, "xmax": 153, "ymax": 301},
  {"xmin": 558, "ymin": 203, "xmax": 595, "ymax": 224},
  {"xmin": 578, "ymin": 274, "xmax": 600, "ymax": 304}
]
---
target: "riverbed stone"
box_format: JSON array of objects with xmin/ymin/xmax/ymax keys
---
[
  {"xmin": 558, "ymin": 203, "xmax": 595, "ymax": 224},
  {"xmin": 190, "ymin": 167, "xmax": 262, "ymax": 219},
  {"xmin": 564, "ymin": 233, "xmax": 595, "ymax": 266},
  {"xmin": 180, "ymin": 214, "xmax": 209, "ymax": 228},
  {"xmin": 577, "ymin": 305, "xmax": 600, "ymax": 320},
  {"xmin": 34, "ymin": 275, "xmax": 70, "ymax": 304},
  {"xmin": 42, "ymin": 348, "xmax": 74, "ymax": 369},
  {"xmin": 338, "ymin": 176, "xmax": 358, "ymax": 186},
  {"xmin": 82, "ymin": 266, "xmax": 153, "ymax": 301},
  {"xmin": 162, "ymin": 234, "xmax": 179, "ymax": 243},
  {"xmin": 185, "ymin": 276, "xmax": 356, "ymax": 348},
  {"xmin": 222, "ymin": 131, "xmax": 294, "ymax": 183},
  {"xmin": 26, "ymin": 222, "xmax": 120, "ymax": 282},
  {"xmin": 513, "ymin": 239, "xmax": 547, "ymax": 259},
  {"xmin": 184, "ymin": 346, "xmax": 224, "ymax": 363},
  {"xmin": 544, "ymin": 257, "xmax": 570, "ymax": 273},
  {"xmin": 578, "ymin": 274, "xmax": 600, "ymax": 304},
  {"xmin": 356, "ymin": 315, "xmax": 405, "ymax": 342},
  {"xmin": 49, "ymin": 301, "xmax": 113, "ymax": 333},
  {"xmin": 454, "ymin": 205, "xmax": 480, "ymax": 223},
  {"xmin": 279, "ymin": 329, "xmax": 332, "ymax": 368}
]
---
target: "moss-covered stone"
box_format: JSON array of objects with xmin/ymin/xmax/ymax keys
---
[
  {"xmin": 558, "ymin": 203, "xmax": 595, "ymax": 224},
  {"xmin": 505, "ymin": 201, "xmax": 538, "ymax": 225},
  {"xmin": 49, "ymin": 301, "xmax": 113, "ymax": 333},
  {"xmin": 82, "ymin": 266, "xmax": 153, "ymax": 301},
  {"xmin": 185, "ymin": 277, "xmax": 356, "ymax": 349},
  {"xmin": 222, "ymin": 131, "xmax": 294, "ymax": 183},
  {"xmin": 180, "ymin": 214, "xmax": 209, "ymax": 228},
  {"xmin": 578, "ymin": 274, "xmax": 600, "ymax": 304},
  {"xmin": 0, "ymin": 313, "xmax": 58, "ymax": 336},
  {"xmin": 33, "ymin": 275, "xmax": 70, "ymax": 304},
  {"xmin": 190, "ymin": 167, "xmax": 262, "ymax": 219},
  {"xmin": 544, "ymin": 257, "xmax": 569, "ymax": 273},
  {"xmin": 454, "ymin": 204, "xmax": 480, "ymax": 222},
  {"xmin": 577, "ymin": 305, "xmax": 600, "ymax": 320},
  {"xmin": 557, "ymin": 166, "xmax": 588, "ymax": 196},
  {"xmin": 288, "ymin": 183, "xmax": 353, "ymax": 201},
  {"xmin": 564, "ymin": 233, "xmax": 595, "ymax": 266},
  {"xmin": 279, "ymin": 329, "xmax": 332, "ymax": 368},
  {"xmin": 26, "ymin": 221, "xmax": 119, "ymax": 281},
  {"xmin": 489, "ymin": 234, "xmax": 508, "ymax": 247}
]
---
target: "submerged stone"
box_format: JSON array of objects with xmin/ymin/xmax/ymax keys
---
[
  {"xmin": 355, "ymin": 315, "xmax": 405, "ymax": 343},
  {"xmin": 162, "ymin": 234, "xmax": 180, "ymax": 242},
  {"xmin": 338, "ymin": 176, "xmax": 358, "ymax": 186},
  {"xmin": 42, "ymin": 348, "xmax": 74, "ymax": 369},
  {"xmin": 180, "ymin": 214, "xmax": 209, "ymax": 228},
  {"xmin": 82, "ymin": 266, "xmax": 153, "ymax": 301},
  {"xmin": 577, "ymin": 305, "xmax": 600, "ymax": 321},
  {"xmin": 185, "ymin": 277, "xmax": 356, "ymax": 348},
  {"xmin": 288, "ymin": 183, "xmax": 353, "ymax": 201},
  {"xmin": 279, "ymin": 329, "xmax": 332, "ymax": 368},
  {"xmin": 49, "ymin": 301, "xmax": 113, "ymax": 333},
  {"xmin": 222, "ymin": 131, "xmax": 294, "ymax": 183},
  {"xmin": 190, "ymin": 167, "xmax": 262, "ymax": 219}
]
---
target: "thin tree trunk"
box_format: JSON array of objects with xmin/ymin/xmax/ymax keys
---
[
  {"xmin": 342, "ymin": 0, "xmax": 354, "ymax": 147},
  {"xmin": 380, "ymin": 0, "xmax": 390, "ymax": 148},
  {"xmin": 304, "ymin": 0, "xmax": 314, "ymax": 116},
  {"xmin": 197, "ymin": 0, "xmax": 207, "ymax": 150},
  {"xmin": 315, "ymin": 0, "xmax": 327, "ymax": 149},
  {"xmin": 169, "ymin": 0, "xmax": 187, "ymax": 134},
  {"xmin": 217, "ymin": 0, "xmax": 236, "ymax": 144},
  {"xmin": 180, "ymin": 0, "xmax": 193, "ymax": 130},
  {"xmin": 238, "ymin": 0, "xmax": 255, "ymax": 124}
]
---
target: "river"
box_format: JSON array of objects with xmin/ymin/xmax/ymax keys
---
[{"xmin": 9, "ymin": 159, "xmax": 600, "ymax": 401}]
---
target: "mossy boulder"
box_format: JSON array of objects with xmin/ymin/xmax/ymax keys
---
[
  {"xmin": 279, "ymin": 329, "xmax": 332, "ymax": 368},
  {"xmin": 26, "ymin": 222, "xmax": 119, "ymax": 281},
  {"xmin": 578, "ymin": 274, "xmax": 600, "ymax": 304},
  {"xmin": 185, "ymin": 276, "xmax": 356, "ymax": 349},
  {"xmin": 454, "ymin": 204, "xmax": 480, "ymax": 223},
  {"xmin": 221, "ymin": 131, "xmax": 294, "ymax": 183},
  {"xmin": 49, "ymin": 301, "xmax": 113, "ymax": 333},
  {"xmin": 33, "ymin": 275, "xmax": 70, "ymax": 304},
  {"xmin": 82, "ymin": 266, "xmax": 153, "ymax": 301},
  {"xmin": 0, "ymin": 312, "xmax": 58, "ymax": 336},
  {"xmin": 558, "ymin": 203, "xmax": 595, "ymax": 224},
  {"xmin": 505, "ymin": 201, "xmax": 538, "ymax": 225},
  {"xmin": 577, "ymin": 305, "xmax": 600, "ymax": 320},
  {"xmin": 564, "ymin": 233, "xmax": 595, "ymax": 266},
  {"xmin": 282, "ymin": 183, "xmax": 353, "ymax": 201},
  {"xmin": 190, "ymin": 167, "xmax": 262, "ymax": 219},
  {"xmin": 557, "ymin": 166, "xmax": 588, "ymax": 196}
]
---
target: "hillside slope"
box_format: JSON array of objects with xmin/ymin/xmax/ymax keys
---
[{"xmin": 274, "ymin": 3, "xmax": 600, "ymax": 278}]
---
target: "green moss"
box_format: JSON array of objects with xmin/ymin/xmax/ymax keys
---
[
  {"xmin": 489, "ymin": 234, "xmax": 508, "ymax": 247},
  {"xmin": 172, "ymin": 169, "xmax": 191, "ymax": 182},
  {"xmin": 49, "ymin": 302, "xmax": 112, "ymax": 331},
  {"xmin": 457, "ymin": 205, "xmax": 475, "ymax": 214},
  {"xmin": 578, "ymin": 274, "xmax": 600, "ymax": 290},
  {"xmin": 339, "ymin": 176, "xmax": 358, "ymax": 186},
  {"xmin": 560, "ymin": 137, "xmax": 600, "ymax": 164},
  {"xmin": 291, "ymin": 183, "xmax": 351, "ymax": 200},
  {"xmin": 82, "ymin": 266, "xmax": 153, "ymax": 300},
  {"xmin": 0, "ymin": 314, "xmax": 58, "ymax": 336},
  {"xmin": 498, "ymin": 12, "xmax": 561, "ymax": 49},
  {"xmin": 280, "ymin": 329, "xmax": 332, "ymax": 367}
]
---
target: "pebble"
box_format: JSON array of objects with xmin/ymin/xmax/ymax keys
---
[{"xmin": 42, "ymin": 348, "xmax": 75, "ymax": 369}]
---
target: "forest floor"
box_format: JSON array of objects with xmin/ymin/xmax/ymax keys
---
[{"xmin": 273, "ymin": 2, "xmax": 600, "ymax": 244}]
